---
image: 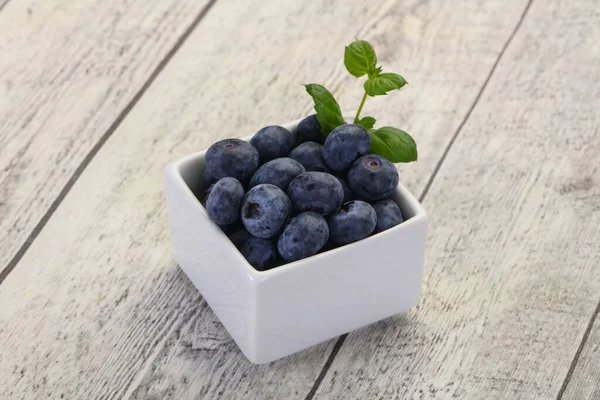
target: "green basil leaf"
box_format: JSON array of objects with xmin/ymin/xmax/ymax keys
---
[
  {"xmin": 356, "ymin": 116, "xmax": 376, "ymax": 130},
  {"xmin": 304, "ymin": 83, "xmax": 346, "ymax": 136},
  {"xmin": 364, "ymin": 73, "xmax": 407, "ymax": 96},
  {"xmin": 344, "ymin": 40, "xmax": 378, "ymax": 78},
  {"xmin": 370, "ymin": 126, "xmax": 417, "ymax": 162}
]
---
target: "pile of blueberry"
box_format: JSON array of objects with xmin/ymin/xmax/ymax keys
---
[{"xmin": 201, "ymin": 115, "xmax": 405, "ymax": 271}]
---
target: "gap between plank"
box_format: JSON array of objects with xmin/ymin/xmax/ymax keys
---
[
  {"xmin": 556, "ymin": 299, "xmax": 600, "ymax": 399},
  {"xmin": 304, "ymin": 335, "xmax": 348, "ymax": 400},
  {"xmin": 303, "ymin": 0, "xmax": 535, "ymax": 398},
  {"xmin": 0, "ymin": 0, "xmax": 219, "ymax": 285},
  {"xmin": 0, "ymin": 0, "xmax": 10, "ymax": 13}
]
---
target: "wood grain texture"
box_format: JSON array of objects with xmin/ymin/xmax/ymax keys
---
[
  {"xmin": 313, "ymin": 0, "xmax": 600, "ymax": 398},
  {"xmin": 0, "ymin": 0, "xmax": 532, "ymax": 399},
  {"xmin": 561, "ymin": 309, "xmax": 600, "ymax": 399},
  {"xmin": 326, "ymin": 0, "xmax": 530, "ymax": 197},
  {"xmin": 0, "ymin": 0, "xmax": 213, "ymax": 277}
]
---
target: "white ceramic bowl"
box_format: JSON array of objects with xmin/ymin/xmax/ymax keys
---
[{"xmin": 164, "ymin": 119, "xmax": 428, "ymax": 364}]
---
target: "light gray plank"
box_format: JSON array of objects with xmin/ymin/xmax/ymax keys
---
[
  {"xmin": 0, "ymin": 0, "xmax": 213, "ymax": 278},
  {"xmin": 0, "ymin": 0, "xmax": 530, "ymax": 399},
  {"xmin": 313, "ymin": 0, "xmax": 600, "ymax": 398},
  {"xmin": 560, "ymin": 314, "xmax": 600, "ymax": 399}
]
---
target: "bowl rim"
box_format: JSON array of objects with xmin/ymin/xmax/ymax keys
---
[{"xmin": 165, "ymin": 121, "xmax": 427, "ymax": 281}]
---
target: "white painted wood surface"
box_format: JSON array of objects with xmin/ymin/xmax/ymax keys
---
[
  {"xmin": 561, "ymin": 319, "xmax": 600, "ymax": 399},
  {"xmin": 1, "ymin": 0, "xmax": 599, "ymax": 399},
  {"xmin": 0, "ymin": 0, "xmax": 212, "ymax": 277},
  {"xmin": 0, "ymin": 0, "xmax": 533, "ymax": 398},
  {"xmin": 312, "ymin": 0, "xmax": 600, "ymax": 398},
  {"xmin": 0, "ymin": 0, "xmax": 10, "ymax": 12}
]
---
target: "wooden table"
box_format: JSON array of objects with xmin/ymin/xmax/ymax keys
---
[{"xmin": 1, "ymin": 0, "xmax": 599, "ymax": 398}]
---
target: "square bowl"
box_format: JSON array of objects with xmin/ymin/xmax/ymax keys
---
[{"xmin": 164, "ymin": 119, "xmax": 428, "ymax": 364}]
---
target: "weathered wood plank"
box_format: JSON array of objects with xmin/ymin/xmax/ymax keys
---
[
  {"xmin": 0, "ymin": 0, "xmax": 10, "ymax": 13},
  {"xmin": 560, "ymin": 312, "xmax": 600, "ymax": 399},
  {"xmin": 0, "ymin": 0, "xmax": 529, "ymax": 398},
  {"xmin": 312, "ymin": 0, "xmax": 600, "ymax": 398},
  {"xmin": 0, "ymin": 0, "xmax": 213, "ymax": 278}
]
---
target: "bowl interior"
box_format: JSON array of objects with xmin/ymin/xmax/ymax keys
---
[
  {"xmin": 177, "ymin": 151, "xmax": 206, "ymax": 201},
  {"xmin": 171, "ymin": 118, "xmax": 426, "ymax": 277}
]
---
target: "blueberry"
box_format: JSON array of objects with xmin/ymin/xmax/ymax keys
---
[
  {"xmin": 335, "ymin": 176, "xmax": 355, "ymax": 203},
  {"xmin": 319, "ymin": 239, "xmax": 339, "ymax": 254},
  {"xmin": 205, "ymin": 138, "xmax": 259, "ymax": 182},
  {"xmin": 201, "ymin": 183, "xmax": 215, "ymax": 207},
  {"xmin": 323, "ymin": 124, "xmax": 371, "ymax": 173},
  {"xmin": 249, "ymin": 157, "xmax": 305, "ymax": 191},
  {"xmin": 296, "ymin": 114, "xmax": 324, "ymax": 144},
  {"xmin": 277, "ymin": 212, "xmax": 329, "ymax": 262},
  {"xmin": 348, "ymin": 154, "xmax": 399, "ymax": 201},
  {"xmin": 241, "ymin": 237, "xmax": 278, "ymax": 271},
  {"xmin": 228, "ymin": 226, "xmax": 253, "ymax": 249},
  {"xmin": 241, "ymin": 184, "xmax": 291, "ymax": 238},
  {"xmin": 220, "ymin": 220, "xmax": 243, "ymax": 236},
  {"xmin": 201, "ymin": 169, "xmax": 217, "ymax": 189},
  {"xmin": 288, "ymin": 142, "xmax": 330, "ymax": 172},
  {"xmin": 250, "ymin": 125, "xmax": 295, "ymax": 163},
  {"xmin": 287, "ymin": 172, "xmax": 343, "ymax": 216},
  {"xmin": 371, "ymin": 199, "xmax": 404, "ymax": 233},
  {"xmin": 328, "ymin": 200, "xmax": 377, "ymax": 245},
  {"xmin": 205, "ymin": 178, "xmax": 245, "ymax": 225},
  {"xmin": 199, "ymin": 170, "xmax": 217, "ymax": 202}
]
